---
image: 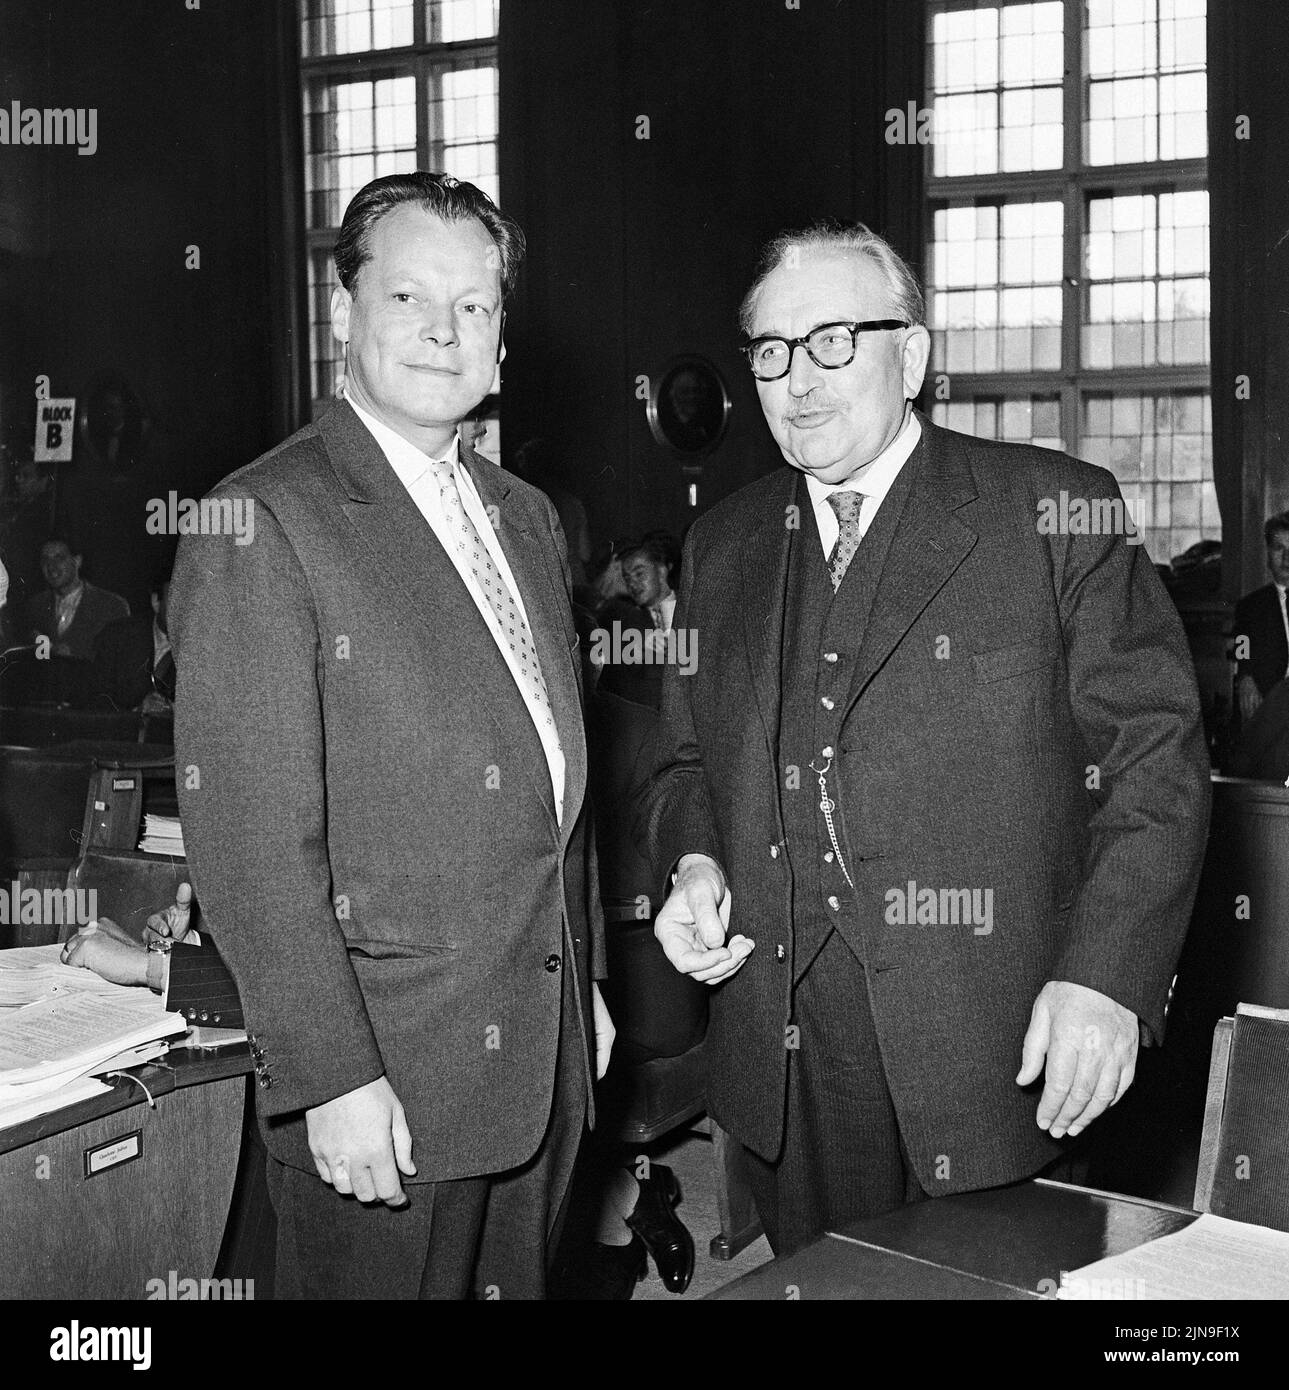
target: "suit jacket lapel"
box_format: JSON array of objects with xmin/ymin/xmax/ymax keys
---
[
  {"xmin": 318, "ymin": 402, "xmax": 565, "ymax": 830},
  {"xmin": 844, "ymin": 416, "xmax": 979, "ymax": 714},
  {"xmin": 739, "ymin": 469, "xmax": 797, "ymax": 762}
]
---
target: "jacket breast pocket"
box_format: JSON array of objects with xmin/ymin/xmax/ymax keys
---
[{"xmin": 972, "ymin": 642, "xmax": 1054, "ymax": 684}]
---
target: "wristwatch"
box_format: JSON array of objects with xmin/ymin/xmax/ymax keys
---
[{"xmin": 146, "ymin": 938, "xmax": 173, "ymax": 955}]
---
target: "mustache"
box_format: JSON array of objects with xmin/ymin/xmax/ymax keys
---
[{"xmin": 783, "ymin": 396, "xmax": 846, "ymax": 425}]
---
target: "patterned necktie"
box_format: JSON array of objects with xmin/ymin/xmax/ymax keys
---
[
  {"xmin": 429, "ymin": 458, "xmax": 557, "ymax": 737},
  {"xmin": 825, "ymin": 491, "xmax": 867, "ymax": 591}
]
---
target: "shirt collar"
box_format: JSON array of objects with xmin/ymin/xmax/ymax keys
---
[
  {"xmin": 804, "ymin": 409, "xmax": 921, "ymax": 513},
  {"xmin": 344, "ymin": 390, "xmax": 460, "ymax": 489}
]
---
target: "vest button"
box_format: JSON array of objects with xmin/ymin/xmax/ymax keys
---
[
  {"xmin": 824, "ymin": 851, "xmax": 834, "ymax": 863},
  {"xmin": 828, "ymin": 895, "xmax": 841, "ymax": 911},
  {"xmin": 820, "ymin": 696, "xmax": 835, "ymax": 710},
  {"xmin": 823, "ymin": 652, "xmax": 839, "ymax": 663},
  {"xmin": 769, "ymin": 844, "xmax": 779, "ymax": 858},
  {"xmin": 545, "ymin": 953, "xmax": 562, "ymax": 973},
  {"xmin": 775, "ymin": 944, "xmax": 786, "ymax": 962},
  {"xmin": 822, "ymin": 746, "xmax": 834, "ymax": 758}
]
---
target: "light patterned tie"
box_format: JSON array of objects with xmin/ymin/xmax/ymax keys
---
[
  {"xmin": 429, "ymin": 458, "xmax": 557, "ymax": 736},
  {"xmin": 825, "ymin": 491, "xmax": 867, "ymax": 591}
]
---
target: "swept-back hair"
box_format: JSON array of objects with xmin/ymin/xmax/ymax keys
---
[
  {"xmin": 333, "ymin": 171, "xmax": 525, "ymax": 299},
  {"xmin": 739, "ymin": 220, "xmax": 925, "ymax": 334}
]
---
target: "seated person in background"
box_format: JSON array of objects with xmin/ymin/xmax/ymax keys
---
[
  {"xmin": 1232, "ymin": 511, "xmax": 1289, "ymax": 725},
  {"xmin": 25, "ymin": 537, "xmax": 129, "ymax": 662},
  {"xmin": 59, "ymin": 882, "xmax": 243, "ymax": 1029},
  {"xmin": 1227, "ymin": 676, "xmax": 1289, "ymax": 783},
  {"xmin": 92, "ymin": 570, "xmax": 175, "ymax": 714}
]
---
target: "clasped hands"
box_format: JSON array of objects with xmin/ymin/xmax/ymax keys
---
[{"xmin": 653, "ymin": 854, "xmax": 1138, "ymax": 1140}]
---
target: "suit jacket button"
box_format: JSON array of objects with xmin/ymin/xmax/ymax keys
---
[
  {"xmin": 828, "ymin": 896, "xmax": 841, "ymax": 911},
  {"xmin": 258, "ymin": 1076, "xmax": 271, "ymax": 1089},
  {"xmin": 199, "ymin": 1011, "xmax": 209, "ymax": 1021},
  {"xmin": 545, "ymin": 953, "xmax": 561, "ymax": 973},
  {"xmin": 769, "ymin": 844, "xmax": 779, "ymax": 859},
  {"xmin": 212, "ymin": 1013, "xmax": 221, "ymax": 1023},
  {"xmin": 775, "ymin": 944, "xmax": 786, "ymax": 962}
]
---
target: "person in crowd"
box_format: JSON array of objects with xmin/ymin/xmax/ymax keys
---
[
  {"xmin": 553, "ymin": 532, "xmax": 703, "ymax": 1300},
  {"xmin": 596, "ymin": 534, "xmax": 682, "ymax": 708},
  {"xmin": 642, "ymin": 220, "xmax": 1210, "ymax": 1256},
  {"xmin": 92, "ymin": 570, "xmax": 175, "ymax": 714},
  {"xmin": 24, "ymin": 536, "xmax": 129, "ymax": 661},
  {"xmin": 0, "ymin": 454, "xmax": 56, "ymax": 634},
  {"xmin": 1231, "ymin": 510, "xmax": 1289, "ymax": 725},
  {"xmin": 170, "ymin": 171, "xmax": 611, "ymax": 1301},
  {"xmin": 59, "ymin": 883, "xmax": 242, "ymax": 1029}
]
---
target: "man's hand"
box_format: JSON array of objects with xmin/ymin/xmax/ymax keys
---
[
  {"xmin": 144, "ymin": 881, "xmax": 195, "ymax": 943},
  {"xmin": 305, "ymin": 1075, "xmax": 416, "ymax": 1208},
  {"xmin": 1016, "ymin": 980, "xmax": 1139, "ymax": 1139},
  {"xmin": 591, "ymin": 980, "xmax": 614, "ymax": 1081},
  {"xmin": 1237, "ymin": 674, "xmax": 1262, "ymax": 724},
  {"xmin": 654, "ymin": 853, "xmax": 752, "ymax": 984},
  {"xmin": 60, "ymin": 918, "xmax": 149, "ymax": 986}
]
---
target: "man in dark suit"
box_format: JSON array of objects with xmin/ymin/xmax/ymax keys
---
[
  {"xmin": 1231, "ymin": 511, "xmax": 1289, "ymax": 724},
  {"xmin": 92, "ymin": 573, "xmax": 175, "ymax": 713},
  {"xmin": 170, "ymin": 172, "xmax": 612, "ymax": 1299},
  {"xmin": 643, "ymin": 223, "xmax": 1210, "ymax": 1255},
  {"xmin": 25, "ymin": 538, "xmax": 129, "ymax": 661}
]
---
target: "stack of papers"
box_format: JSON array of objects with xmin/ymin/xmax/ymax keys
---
[
  {"xmin": 139, "ymin": 814, "xmax": 184, "ymax": 856},
  {"xmin": 0, "ymin": 947, "xmax": 187, "ymax": 1130},
  {"xmin": 1057, "ymin": 1213, "xmax": 1289, "ymax": 1299}
]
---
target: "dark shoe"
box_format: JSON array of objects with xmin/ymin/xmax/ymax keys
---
[
  {"xmin": 549, "ymin": 1234, "xmax": 646, "ymax": 1301},
  {"xmin": 626, "ymin": 1163, "xmax": 695, "ymax": 1294}
]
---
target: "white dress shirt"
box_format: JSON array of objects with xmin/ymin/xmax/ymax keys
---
[
  {"xmin": 805, "ymin": 410, "xmax": 922, "ymax": 559},
  {"xmin": 346, "ymin": 395, "xmax": 566, "ymax": 824},
  {"xmin": 652, "ymin": 592, "xmax": 677, "ymax": 633}
]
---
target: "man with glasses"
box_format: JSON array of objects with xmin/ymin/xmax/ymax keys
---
[{"xmin": 643, "ymin": 221, "xmax": 1209, "ymax": 1255}]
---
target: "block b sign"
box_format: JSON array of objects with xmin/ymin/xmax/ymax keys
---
[{"xmin": 35, "ymin": 398, "xmax": 76, "ymax": 462}]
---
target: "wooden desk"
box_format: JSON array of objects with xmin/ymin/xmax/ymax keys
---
[
  {"xmin": 707, "ymin": 1179, "xmax": 1197, "ymax": 1300},
  {"xmin": 0, "ymin": 1043, "xmax": 251, "ymax": 1299}
]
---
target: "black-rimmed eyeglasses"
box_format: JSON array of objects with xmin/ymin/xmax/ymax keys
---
[{"xmin": 741, "ymin": 319, "xmax": 909, "ymax": 381}]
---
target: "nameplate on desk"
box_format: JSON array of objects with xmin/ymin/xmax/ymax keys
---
[
  {"xmin": 84, "ymin": 1130, "xmax": 142, "ymax": 1178},
  {"xmin": 111, "ymin": 778, "xmax": 136, "ymax": 792}
]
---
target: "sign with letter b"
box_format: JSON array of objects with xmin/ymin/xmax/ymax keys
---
[{"xmin": 35, "ymin": 398, "xmax": 75, "ymax": 462}]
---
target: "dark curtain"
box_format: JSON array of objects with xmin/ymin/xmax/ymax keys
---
[{"xmin": 1208, "ymin": 1, "xmax": 1289, "ymax": 599}]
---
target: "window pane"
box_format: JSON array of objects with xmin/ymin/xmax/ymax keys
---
[
  {"xmin": 932, "ymin": 394, "xmax": 1063, "ymax": 451},
  {"xmin": 929, "ymin": 2, "xmax": 1063, "ymax": 175},
  {"xmin": 305, "ymin": 74, "xmax": 417, "ymax": 229},
  {"xmin": 428, "ymin": 0, "xmax": 498, "ymax": 42},
  {"xmin": 1082, "ymin": 190, "xmax": 1210, "ymax": 368},
  {"xmin": 427, "ymin": 62, "xmax": 499, "ymax": 204},
  {"xmin": 1079, "ymin": 389, "xmax": 1214, "ymax": 561},
  {"xmin": 1084, "ymin": 0, "xmax": 1208, "ymax": 165},
  {"xmin": 928, "ymin": 200, "xmax": 1063, "ymax": 373},
  {"xmin": 300, "ymin": 0, "xmax": 414, "ymax": 58},
  {"xmin": 309, "ymin": 248, "xmax": 344, "ymax": 404}
]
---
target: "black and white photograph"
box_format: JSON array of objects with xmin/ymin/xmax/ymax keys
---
[{"xmin": 0, "ymin": 0, "xmax": 1285, "ymax": 1364}]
